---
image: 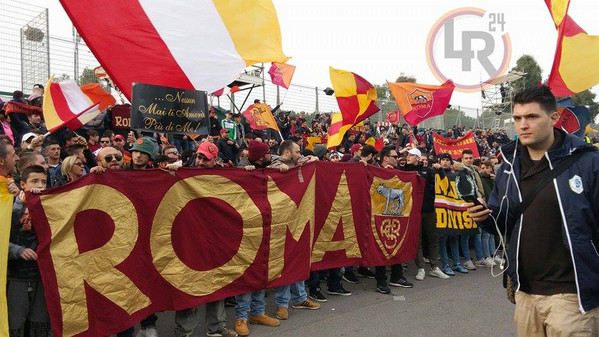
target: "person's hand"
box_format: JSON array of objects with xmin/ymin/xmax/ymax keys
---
[
  {"xmin": 127, "ymin": 131, "xmax": 136, "ymax": 144},
  {"xmin": 466, "ymin": 201, "xmax": 492, "ymax": 223},
  {"xmin": 305, "ymin": 155, "xmax": 319, "ymax": 162},
  {"xmin": 227, "ymin": 140, "xmax": 234, "ymax": 145},
  {"xmin": 159, "ymin": 134, "xmax": 169, "ymax": 145},
  {"xmin": 90, "ymin": 166, "xmax": 106, "ymax": 175},
  {"xmin": 29, "ymin": 188, "xmax": 44, "ymax": 194},
  {"xmin": 20, "ymin": 248, "xmax": 38, "ymax": 261},
  {"xmin": 30, "ymin": 135, "xmax": 44, "ymax": 149},
  {"xmin": 432, "ymin": 163, "xmax": 441, "ymax": 169},
  {"xmin": 165, "ymin": 163, "xmax": 181, "ymax": 171},
  {"xmin": 278, "ymin": 164, "xmax": 289, "ymax": 173},
  {"xmin": 244, "ymin": 165, "xmax": 255, "ymax": 171},
  {"xmin": 384, "ymin": 164, "xmax": 395, "ymax": 169},
  {"xmin": 77, "ymin": 135, "xmax": 88, "ymax": 149},
  {"xmin": 7, "ymin": 179, "xmax": 19, "ymax": 196}
]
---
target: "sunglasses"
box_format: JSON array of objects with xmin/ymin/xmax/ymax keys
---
[
  {"xmin": 100, "ymin": 140, "xmax": 110, "ymax": 143},
  {"xmin": 74, "ymin": 162, "xmax": 84, "ymax": 167},
  {"xmin": 104, "ymin": 154, "xmax": 123, "ymax": 162},
  {"xmin": 166, "ymin": 151, "xmax": 179, "ymax": 155}
]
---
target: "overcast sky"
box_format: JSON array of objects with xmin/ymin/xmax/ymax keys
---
[{"xmin": 30, "ymin": 0, "xmax": 599, "ymax": 117}]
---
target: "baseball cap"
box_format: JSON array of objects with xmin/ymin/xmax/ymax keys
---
[
  {"xmin": 114, "ymin": 134, "xmax": 125, "ymax": 141},
  {"xmin": 220, "ymin": 128, "xmax": 229, "ymax": 134},
  {"xmin": 196, "ymin": 142, "xmax": 219, "ymax": 160},
  {"xmin": 21, "ymin": 132, "xmax": 37, "ymax": 143},
  {"xmin": 407, "ymin": 148, "xmax": 422, "ymax": 157},
  {"xmin": 350, "ymin": 144, "xmax": 363, "ymax": 154}
]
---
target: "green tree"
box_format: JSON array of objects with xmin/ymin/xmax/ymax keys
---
[
  {"xmin": 79, "ymin": 67, "xmax": 98, "ymax": 85},
  {"xmin": 395, "ymin": 73, "xmax": 416, "ymax": 83},
  {"xmin": 443, "ymin": 108, "xmax": 476, "ymax": 128},
  {"xmin": 53, "ymin": 74, "xmax": 70, "ymax": 82},
  {"xmin": 571, "ymin": 89, "xmax": 599, "ymax": 122},
  {"xmin": 510, "ymin": 55, "xmax": 542, "ymax": 93}
]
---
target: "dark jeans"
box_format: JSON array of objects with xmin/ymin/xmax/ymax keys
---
[
  {"xmin": 375, "ymin": 265, "xmax": 404, "ymax": 284},
  {"xmin": 308, "ymin": 268, "xmax": 342, "ymax": 292}
]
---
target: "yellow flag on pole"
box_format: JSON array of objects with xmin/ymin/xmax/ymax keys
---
[{"xmin": 0, "ymin": 176, "xmax": 14, "ymax": 337}]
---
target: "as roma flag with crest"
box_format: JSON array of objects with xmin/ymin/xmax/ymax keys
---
[
  {"xmin": 387, "ymin": 80, "xmax": 455, "ymax": 126},
  {"xmin": 242, "ymin": 103, "xmax": 280, "ymax": 131},
  {"xmin": 365, "ymin": 166, "xmax": 424, "ymax": 265}
]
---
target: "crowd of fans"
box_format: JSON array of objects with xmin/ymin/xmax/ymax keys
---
[{"xmin": 1, "ymin": 87, "xmax": 597, "ymax": 337}]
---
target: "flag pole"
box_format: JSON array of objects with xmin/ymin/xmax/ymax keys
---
[{"xmin": 281, "ymin": 88, "xmax": 290, "ymax": 104}]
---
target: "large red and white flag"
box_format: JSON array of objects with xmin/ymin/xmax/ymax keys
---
[
  {"xmin": 43, "ymin": 76, "xmax": 116, "ymax": 133},
  {"xmin": 60, "ymin": 0, "xmax": 289, "ymax": 100}
]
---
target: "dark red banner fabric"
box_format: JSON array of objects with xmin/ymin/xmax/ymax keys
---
[{"xmin": 27, "ymin": 162, "xmax": 423, "ymax": 336}]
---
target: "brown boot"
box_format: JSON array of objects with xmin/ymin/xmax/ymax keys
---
[
  {"xmin": 235, "ymin": 319, "xmax": 249, "ymax": 337},
  {"xmin": 249, "ymin": 313, "xmax": 280, "ymax": 327},
  {"xmin": 274, "ymin": 306, "xmax": 288, "ymax": 320}
]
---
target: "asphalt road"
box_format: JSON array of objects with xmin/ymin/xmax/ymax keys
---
[{"xmin": 146, "ymin": 262, "xmax": 516, "ymax": 337}]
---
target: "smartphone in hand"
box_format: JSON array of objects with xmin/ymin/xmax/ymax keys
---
[{"xmin": 461, "ymin": 195, "xmax": 487, "ymax": 209}]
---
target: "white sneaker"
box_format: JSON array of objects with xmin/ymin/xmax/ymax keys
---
[
  {"xmin": 484, "ymin": 257, "xmax": 497, "ymax": 267},
  {"xmin": 463, "ymin": 260, "xmax": 477, "ymax": 270},
  {"xmin": 137, "ymin": 327, "xmax": 158, "ymax": 337},
  {"xmin": 415, "ymin": 268, "xmax": 426, "ymax": 281},
  {"xmin": 494, "ymin": 256, "xmax": 505, "ymax": 265},
  {"xmin": 474, "ymin": 259, "xmax": 486, "ymax": 267},
  {"xmin": 429, "ymin": 267, "xmax": 450, "ymax": 279}
]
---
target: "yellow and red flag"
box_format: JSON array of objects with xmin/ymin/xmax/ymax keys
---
[
  {"xmin": 545, "ymin": 0, "xmax": 599, "ymax": 96},
  {"xmin": 0, "ymin": 177, "xmax": 14, "ymax": 337},
  {"xmin": 242, "ymin": 103, "xmax": 279, "ymax": 131},
  {"xmin": 327, "ymin": 67, "xmax": 379, "ymax": 148},
  {"xmin": 43, "ymin": 76, "xmax": 116, "ymax": 133},
  {"xmin": 305, "ymin": 136, "xmax": 327, "ymax": 151},
  {"xmin": 387, "ymin": 80, "xmax": 454, "ymax": 126},
  {"xmin": 268, "ymin": 62, "xmax": 296, "ymax": 89}
]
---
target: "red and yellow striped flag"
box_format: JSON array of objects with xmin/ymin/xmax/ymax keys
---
[
  {"xmin": 327, "ymin": 67, "xmax": 379, "ymax": 148},
  {"xmin": 545, "ymin": 0, "xmax": 599, "ymax": 96}
]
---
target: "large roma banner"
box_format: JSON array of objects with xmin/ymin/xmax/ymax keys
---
[
  {"xmin": 432, "ymin": 131, "xmax": 480, "ymax": 159},
  {"xmin": 27, "ymin": 162, "xmax": 423, "ymax": 336}
]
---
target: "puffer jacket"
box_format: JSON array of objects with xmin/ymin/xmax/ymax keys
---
[{"xmin": 480, "ymin": 128, "xmax": 599, "ymax": 313}]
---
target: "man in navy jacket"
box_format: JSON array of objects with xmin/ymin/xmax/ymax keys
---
[{"xmin": 468, "ymin": 85, "xmax": 599, "ymax": 336}]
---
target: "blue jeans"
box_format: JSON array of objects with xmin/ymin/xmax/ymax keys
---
[
  {"xmin": 235, "ymin": 291, "xmax": 266, "ymax": 320},
  {"xmin": 439, "ymin": 235, "xmax": 460, "ymax": 267},
  {"xmin": 460, "ymin": 234, "xmax": 484, "ymax": 262},
  {"xmin": 275, "ymin": 281, "xmax": 307, "ymax": 308},
  {"xmin": 481, "ymin": 229, "xmax": 496, "ymax": 258}
]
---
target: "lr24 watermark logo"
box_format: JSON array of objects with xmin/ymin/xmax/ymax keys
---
[{"xmin": 426, "ymin": 8, "xmax": 511, "ymax": 92}]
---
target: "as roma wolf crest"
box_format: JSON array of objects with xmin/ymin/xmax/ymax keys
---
[
  {"xmin": 407, "ymin": 88, "xmax": 433, "ymax": 118},
  {"xmin": 370, "ymin": 176, "xmax": 413, "ymax": 259}
]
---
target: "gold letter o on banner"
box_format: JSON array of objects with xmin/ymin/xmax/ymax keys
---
[{"xmin": 150, "ymin": 175, "xmax": 263, "ymax": 296}]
